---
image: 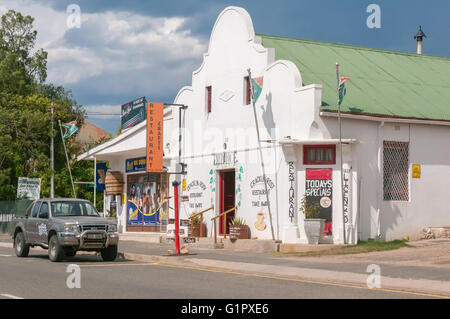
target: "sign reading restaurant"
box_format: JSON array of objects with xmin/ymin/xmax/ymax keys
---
[{"xmin": 146, "ymin": 102, "xmax": 164, "ymax": 173}]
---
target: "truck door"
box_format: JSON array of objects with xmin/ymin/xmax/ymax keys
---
[
  {"xmin": 36, "ymin": 201, "xmax": 50, "ymax": 244},
  {"xmin": 26, "ymin": 201, "xmax": 41, "ymax": 243}
]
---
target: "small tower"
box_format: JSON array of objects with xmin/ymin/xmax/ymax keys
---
[{"xmin": 414, "ymin": 26, "xmax": 426, "ymax": 55}]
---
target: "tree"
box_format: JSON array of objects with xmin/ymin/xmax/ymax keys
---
[{"xmin": 0, "ymin": 10, "xmax": 96, "ymax": 204}]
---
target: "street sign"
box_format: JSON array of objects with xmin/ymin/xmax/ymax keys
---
[
  {"xmin": 17, "ymin": 177, "xmax": 41, "ymax": 200},
  {"xmin": 121, "ymin": 97, "xmax": 146, "ymax": 130}
]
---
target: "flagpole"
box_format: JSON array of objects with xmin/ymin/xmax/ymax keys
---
[
  {"xmin": 58, "ymin": 120, "xmax": 77, "ymax": 198},
  {"xmin": 336, "ymin": 62, "xmax": 346, "ymax": 245},
  {"xmin": 247, "ymin": 68, "xmax": 275, "ymax": 241}
]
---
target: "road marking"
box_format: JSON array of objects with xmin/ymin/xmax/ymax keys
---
[
  {"xmin": 77, "ymin": 261, "xmax": 450, "ymax": 299},
  {"xmin": 0, "ymin": 294, "xmax": 23, "ymax": 299},
  {"xmin": 154, "ymin": 263, "xmax": 450, "ymax": 299},
  {"xmin": 80, "ymin": 262, "xmax": 157, "ymax": 268},
  {"xmin": 0, "ymin": 254, "xmax": 11, "ymax": 257}
]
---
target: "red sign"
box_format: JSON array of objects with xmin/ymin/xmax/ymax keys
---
[
  {"xmin": 305, "ymin": 168, "xmax": 332, "ymax": 180},
  {"xmin": 146, "ymin": 102, "xmax": 164, "ymax": 173}
]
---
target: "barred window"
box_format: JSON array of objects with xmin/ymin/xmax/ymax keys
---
[{"xmin": 383, "ymin": 141, "xmax": 409, "ymax": 201}]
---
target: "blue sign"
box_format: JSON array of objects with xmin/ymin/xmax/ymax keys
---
[
  {"xmin": 96, "ymin": 163, "xmax": 107, "ymax": 191},
  {"xmin": 125, "ymin": 157, "xmax": 146, "ymax": 173}
]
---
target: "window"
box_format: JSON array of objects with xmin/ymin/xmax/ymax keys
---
[
  {"xmin": 38, "ymin": 202, "xmax": 49, "ymax": 219},
  {"xmin": 383, "ymin": 141, "xmax": 409, "ymax": 201},
  {"xmin": 206, "ymin": 86, "xmax": 212, "ymax": 113},
  {"xmin": 51, "ymin": 201, "xmax": 100, "ymax": 217},
  {"xmin": 244, "ymin": 76, "xmax": 251, "ymax": 105},
  {"xmin": 31, "ymin": 201, "xmax": 41, "ymax": 218},
  {"xmin": 303, "ymin": 145, "xmax": 336, "ymax": 165}
]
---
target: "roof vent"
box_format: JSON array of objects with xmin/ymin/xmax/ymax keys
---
[{"xmin": 414, "ymin": 26, "xmax": 426, "ymax": 55}]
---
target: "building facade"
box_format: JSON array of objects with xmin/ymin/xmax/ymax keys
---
[{"xmin": 78, "ymin": 6, "xmax": 450, "ymax": 244}]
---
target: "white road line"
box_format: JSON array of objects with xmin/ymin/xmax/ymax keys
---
[
  {"xmin": 0, "ymin": 254, "xmax": 11, "ymax": 257},
  {"xmin": 0, "ymin": 294, "xmax": 23, "ymax": 299}
]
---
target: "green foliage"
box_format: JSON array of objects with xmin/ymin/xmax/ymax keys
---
[
  {"xmin": 299, "ymin": 195, "xmax": 320, "ymax": 219},
  {"xmin": 230, "ymin": 216, "xmax": 246, "ymax": 226},
  {"xmin": 0, "ymin": 9, "xmax": 103, "ymax": 210}
]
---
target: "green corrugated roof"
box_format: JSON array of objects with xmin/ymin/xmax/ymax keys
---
[{"xmin": 260, "ymin": 34, "xmax": 450, "ymax": 122}]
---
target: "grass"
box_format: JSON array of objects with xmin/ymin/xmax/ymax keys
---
[{"xmin": 274, "ymin": 239, "xmax": 409, "ymax": 257}]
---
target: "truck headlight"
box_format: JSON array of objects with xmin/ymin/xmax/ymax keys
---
[
  {"xmin": 108, "ymin": 224, "xmax": 117, "ymax": 232},
  {"xmin": 64, "ymin": 224, "xmax": 79, "ymax": 233}
]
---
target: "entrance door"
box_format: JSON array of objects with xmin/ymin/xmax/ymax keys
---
[{"xmin": 219, "ymin": 170, "xmax": 235, "ymax": 236}]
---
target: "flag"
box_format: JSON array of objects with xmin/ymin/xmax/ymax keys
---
[
  {"xmin": 338, "ymin": 76, "xmax": 351, "ymax": 106},
  {"xmin": 62, "ymin": 121, "xmax": 80, "ymax": 140},
  {"xmin": 250, "ymin": 77, "xmax": 263, "ymax": 104}
]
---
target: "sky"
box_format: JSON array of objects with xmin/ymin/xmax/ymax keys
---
[{"xmin": 1, "ymin": 0, "xmax": 449, "ymax": 134}]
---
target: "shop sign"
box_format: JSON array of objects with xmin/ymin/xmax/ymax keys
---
[
  {"xmin": 96, "ymin": 162, "xmax": 107, "ymax": 191},
  {"xmin": 146, "ymin": 102, "xmax": 164, "ymax": 173},
  {"xmin": 213, "ymin": 151, "xmax": 237, "ymax": 167},
  {"xmin": 187, "ymin": 180, "xmax": 207, "ymax": 209},
  {"xmin": 17, "ymin": 177, "xmax": 41, "ymax": 200},
  {"xmin": 126, "ymin": 157, "xmax": 146, "ymax": 173},
  {"xmin": 250, "ymin": 175, "xmax": 275, "ymax": 207},
  {"xmin": 121, "ymin": 97, "xmax": 146, "ymax": 130},
  {"xmin": 305, "ymin": 168, "xmax": 332, "ymax": 222},
  {"xmin": 412, "ymin": 164, "xmax": 421, "ymax": 178}
]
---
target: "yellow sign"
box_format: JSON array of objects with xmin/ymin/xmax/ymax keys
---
[
  {"xmin": 182, "ymin": 178, "xmax": 187, "ymax": 191},
  {"xmin": 412, "ymin": 164, "xmax": 421, "ymax": 178}
]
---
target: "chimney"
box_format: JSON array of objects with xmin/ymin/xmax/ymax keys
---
[{"xmin": 414, "ymin": 26, "xmax": 426, "ymax": 55}]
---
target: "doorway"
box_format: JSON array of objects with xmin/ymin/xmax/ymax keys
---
[{"xmin": 219, "ymin": 170, "xmax": 235, "ymax": 236}]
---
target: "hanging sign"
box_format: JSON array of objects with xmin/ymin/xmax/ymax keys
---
[
  {"xmin": 121, "ymin": 97, "xmax": 146, "ymax": 130},
  {"xmin": 146, "ymin": 102, "xmax": 164, "ymax": 173},
  {"xmin": 96, "ymin": 163, "xmax": 107, "ymax": 191},
  {"xmin": 305, "ymin": 168, "xmax": 332, "ymax": 222}
]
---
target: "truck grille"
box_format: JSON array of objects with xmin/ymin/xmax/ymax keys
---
[{"xmin": 79, "ymin": 224, "xmax": 107, "ymax": 232}]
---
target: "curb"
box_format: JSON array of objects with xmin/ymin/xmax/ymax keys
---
[{"xmin": 118, "ymin": 250, "xmax": 450, "ymax": 298}]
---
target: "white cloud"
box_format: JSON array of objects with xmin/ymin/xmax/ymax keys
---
[{"xmin": 0, "ymin": 0, "xmax": 207, "ymax": 102}]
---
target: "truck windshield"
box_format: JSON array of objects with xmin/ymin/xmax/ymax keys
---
[{"xmin": 51, "ymin": 201, "xmax": 100, "ymax": 217}]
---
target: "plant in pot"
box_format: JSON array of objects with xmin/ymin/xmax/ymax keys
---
[
  {"xmin": 189, "ymin": 213, "xmax": 206, "ymax": 237},
  {"xmin": 229, "ymin": 217, "xmax": 249, "ymax": 240},
  {"xmin": 300, "ymin": 195, "xmax": 325, "ymax": 244}
]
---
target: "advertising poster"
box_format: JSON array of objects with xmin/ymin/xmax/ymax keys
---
[
  {"xmin": 305, "ymin": 168, "xmax": 332, "ymax": 232},
  {"xmin": 127, "ymin": 173, "xmax": 169, "ymax": 227},
  {"xmin": 121, "ymin": 97, "xmax": 146, "ymax": 130}
]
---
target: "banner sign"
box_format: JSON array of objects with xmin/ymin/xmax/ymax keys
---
[
  {"xmin": 305, "ymin": 168, "xmax": 332, "ymax": 222},
  {"xmin": 96, "ymin": 162, "xmax": 107, "ymax": 191},
  {"xmin": 146, "ymin": 102, "xmax": 164, "ymax": 173},
  {"xmin": 17, "ymin": 177, "xmax": 41, "ymax": 200},
  {"xmin": 126, "ymin": 157, "xmax": 146, "ymax": 173},
  {"xmin": 121, "ymin": 97, "xmax": 146, "ymax": 130}
]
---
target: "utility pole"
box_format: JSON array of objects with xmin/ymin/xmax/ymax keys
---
[{"xmin": 50, "ymin": 103, "xmax": 54, "ymax": 199}]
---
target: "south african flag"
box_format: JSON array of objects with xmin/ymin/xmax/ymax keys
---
[
  {"xmin": 62, "ymin": 121, "xmax": 80, "ymax": 140},
  {"xmin": 338, "ymin": 76, "xmax": 351, "ymax": 106}
]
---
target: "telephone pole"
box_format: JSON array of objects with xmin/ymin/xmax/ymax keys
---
[{"xmin": 50, "ymin": 103, "xmax": 55, "ymax": 199}]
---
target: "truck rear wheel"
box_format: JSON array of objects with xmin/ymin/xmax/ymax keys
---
[
  {"xmin": 14, "ymin": 231, "xmax": 29, "ymax": 257},
  {"xmin": 48, "ymin": 235, "xmax": 64, "ymax": 262},
  {"xmin": 100, "ymin": 245, "xmax": 118, "ymax": 261}
]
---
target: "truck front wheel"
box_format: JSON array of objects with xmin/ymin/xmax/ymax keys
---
[
  {"xmin": 100, "ymin": 245, "xmax": 118, "ymax": 261},
  {"xmin": 48, "ymin": 235, "xmax": 64, "ymax": 262},
  {"xmin": 14, "ymin": 231, "xmax": 29, "ymax": 257}
]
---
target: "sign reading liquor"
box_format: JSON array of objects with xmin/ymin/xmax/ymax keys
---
[
  {"xmin": 146, "ymin": 102, "xmax": 164, "ymax": 173},
  {"xmin": 121, "ymin": 97, "xmax": 146, "ymax": 130},
  {"xmin": 305, "ymin": 168, "xmax": 332, "ymax": 222}
]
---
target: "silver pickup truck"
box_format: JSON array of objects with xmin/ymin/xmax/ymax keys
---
[{"xmin": 10, "ymin": 198, "xmax": 119, "ymax": 262}]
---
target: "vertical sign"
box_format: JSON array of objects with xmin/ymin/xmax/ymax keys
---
[
  {"xmin": 96, "ymin": 162, "xmax": 107, "ymax": 192},
  {"xmin": 146, "ymin": 102, "xmax": 164, "ymax": 173},
  {"xmin": 305, "ymin": 168, "xmax": 332, "ymax": 222}
]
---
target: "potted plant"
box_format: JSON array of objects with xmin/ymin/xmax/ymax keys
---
[
  {"xmin": 189, "ymin": 213, "xmax": 206, "ymax": 237},
  {"xmin": 229, "ymin": 217, "xmax": 249, "ymax": 240},
  {"xmin": 299, "ymin": 195, "xmax": 325, "ymax": 244}
]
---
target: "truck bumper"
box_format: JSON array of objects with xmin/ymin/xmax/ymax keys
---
[{"xmin": 59, "ymin": 231, "xmax": 119, "ymax": 249}]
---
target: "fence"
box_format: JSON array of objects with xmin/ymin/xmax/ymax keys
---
[{"xmin": 0, "ymin": 200, "xmax": 33, "ymax": 233}]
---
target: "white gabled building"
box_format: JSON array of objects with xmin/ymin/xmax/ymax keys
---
[{"xmin": 79, "ymin": 6, "xmax": 450, "ymax": 245}]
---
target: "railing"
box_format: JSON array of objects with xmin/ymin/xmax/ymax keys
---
[
  {"xmin": 211, "ymin": 206, "xmax": 238, "ymax": 244},
  {"xmin": 189, "ymin": 206, "xmax": 214, "ymax": 238}
]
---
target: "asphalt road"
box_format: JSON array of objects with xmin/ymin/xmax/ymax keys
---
[{"xmin": 0, "ymin": 246, "xmax": 438, "ymax": 299}]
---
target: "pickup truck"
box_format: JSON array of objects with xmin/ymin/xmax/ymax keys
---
[{"xmin": 10, "ymin": 198, "xmax": 119, "ymax": 262}]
